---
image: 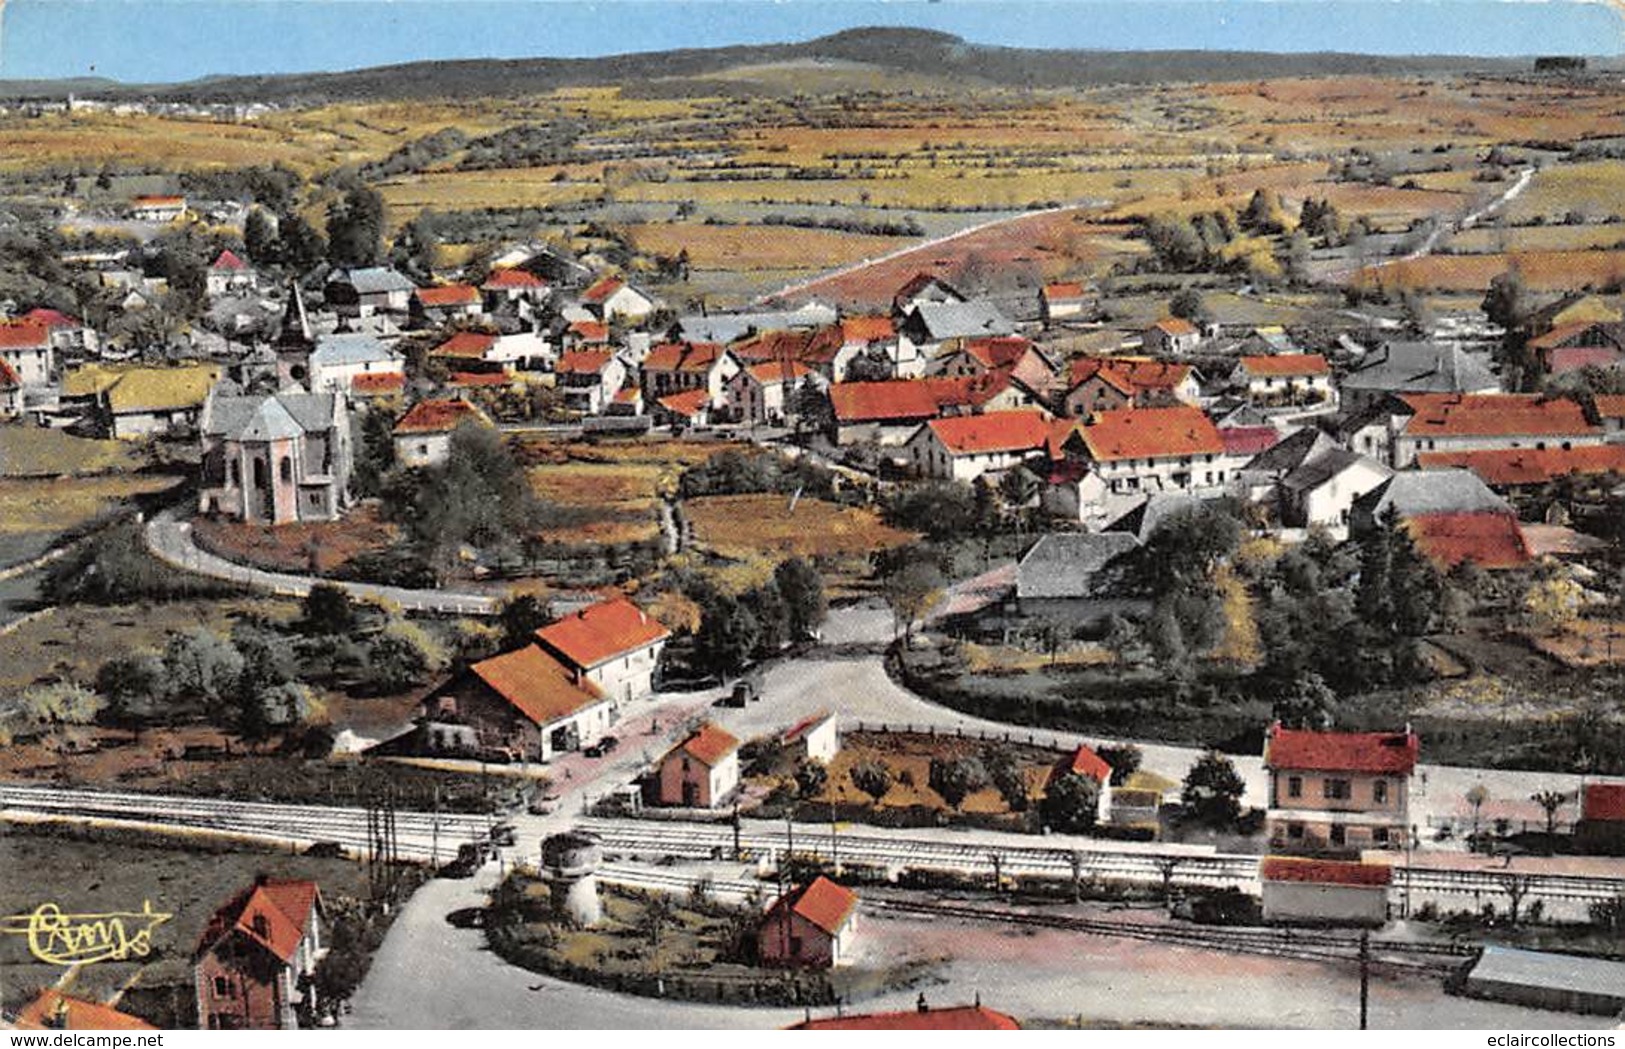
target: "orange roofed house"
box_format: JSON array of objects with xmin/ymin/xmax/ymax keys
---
[
  {"xmin": 1387, "ymin": 393, "xmax": 1604, "ymax": 469},
  {"xmin": 411, "ymin": 284, "xmax": 484, "ymax": 326},
  {"xmin": 14, "ymin": 990, "xmax": 156, "ymax": 1031},
  {"xmin": 790, "ymin": 1000, "xmax": 1019, "ymax": 1030},
  {"xmin": 905, "ymin": 408, "xmax": 1056, "ymax": 483},
  {"xmin": 1264, "ymin": 723, "xmax": 1419, "ymax": 854},
  {"xmin": 1576, "ymin": 783, "xmax": 1625, "ymax": 856},
  {"xmin": 391, "ymin": 397, "xmax": 493, "ymax": 468},
  {"xmin": 656, "ymin": 723, "xmax": 740, "ymax": 808},
  {"xmin": 758, "ymin": 876, "xmax": 859, "ymax": 968},
  {"xmin": 1060, "ymin": 403, "xmax": 1229, "ymax": 503},
  {"xmin": 1142, "ymin": 316, "xmax": 1201, "ymax": 355},
  {"xmin": 193, "ymin": 878, "xmax": 324, "ymax": 1030}
]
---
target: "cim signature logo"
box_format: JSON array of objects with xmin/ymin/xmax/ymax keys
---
[{"xmin": 1, "ymin": 901, "xmax": 173, "ymax": 965}]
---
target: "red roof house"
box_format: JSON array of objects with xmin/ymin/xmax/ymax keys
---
[
  {"xmin": 759, "ymin": 876, "xmax": 860, "ymax": 969},
  {"xmin": 1259, "ymin": 856, "xmax": 1392, "ymax": 925},
  {"xmin": 430, "ymin": 331, "xmax": 498, "ymax": 361},
  {"xmin": 194, "ymin": 878, "xmax": 324, "ymax": 1029},
  {"xmin": 1265, "ymin": 725, "xmax": 1420, "ymax": 776},
  {"xmin": 211, "ymin": 249, "xmax": 248, "ymax": 271},
  {"xmin": 392, "ymin": 397, "xmax": 490, "ymax": 436},
  {"xmin": 1404, "ymin": 510, "xmax": 1532, "ymax": 570},
  {"xmin": 790, "ymin": 1003, "xmax": 1019, "ymax": 1030},
  {"xmin": 1582, "ymin": 783, "xmax": 1625, "ymax": 823},
  {"xmin": 414, "ymin": 284, "xmax": 481, "ymax": 308},
  {"xmin": 1074, "ymin": 404, "xmax": 1224, "ymax": 462},
  {"xmin": 535, "ymin": 596, "xmax": 671, "ymax": 674},
  {"xmin": 1577, "ymin": 783, "xmax": 1625, "ymax": 855},
  {"xmin": 15, "ymin": 991, "xmax": 157, "ymax": 1031},
  {"xmin": 656, "ymin": 723, "xmax": 740, "ymax": 808},
  {"xmin": 1416, "ymin": 444, "xmax": 1625, "ymax": 489}
]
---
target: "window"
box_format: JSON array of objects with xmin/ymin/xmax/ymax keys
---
[
  {"xmin": 214, "ymin": 976, "xmax": 233, "ymax": 998},
  {"xmin": 1323, "ymin": 778, "xmax": 1351, "ymax": 801},
  {"xmin": 279, "ymin": 456, "xmax": 292, "ymax": 483},
  {"xmin": 1373, "ymin": 779, "xmax": 1389, "ymax": 804},
  {"xmin": 790, "ymin": 936, "xmax": 804, "ymax": 957},
  {"xmin": 1330, "ymin": 824, "xmax": 1347, "ymax": 846},
  {"xmin": 1373, "ymin": 827, "xmax": 1390, "ymax": 845},
  {"xmin": 1287, "ymin": 822, "xmax": 1304, "ymax": 840},
  {"xmin": 1287, "ymin": 776, "xmax": 1302, "ymax": 799},
  {"xmin": 252, "ymin": 914, "xmax": 269, "ymax": 938}
]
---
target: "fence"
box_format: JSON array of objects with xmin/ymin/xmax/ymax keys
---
[{"xmin": 846, "ymin": 720, "xmax": 1079, "ymax": 755}]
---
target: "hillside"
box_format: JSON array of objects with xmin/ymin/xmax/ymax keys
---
[{"xmin": 0, "ymin": 28, "xmax": 1550, "ymax": 104}]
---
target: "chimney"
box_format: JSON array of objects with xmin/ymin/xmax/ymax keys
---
[{"xmin": 917, "ymin": 993, "xmax": 929, "ymax": 1014}]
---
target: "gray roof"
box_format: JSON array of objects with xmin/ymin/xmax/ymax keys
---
[
  {"xmin": 1354, "ymin": 468, "xmax": 1509, "ymax": 520},
  {"xmin": 1466, "ymin": 946, "xmax": 1625, "ymax": 1003},
  {"xmin": 1341, "ymin": 341, "xmax": 1499, "ymax": 395},
  {"xmin": 910, "ymin": 300, "xmax": 1015, "ymax": 341},
  {"xmin": 1104, "ymin": 493, "xmax": 1206, "ymax": 543},
  {"xmin": 1280, "ymin": 447, "xmax": 1388, "ymax": 494},
  {"xmin": 207, "ymin": 391, "xmax": 337, "ymax": 440},
  {"xmin": 334, "ymin": 267, "xmax": 417, "ymax": 295},
  {"xmin": 674, "ymin": 303, "xmax": 838, "ymax": 344},
  {"xmin": 311, "ymin": 332, "xmax": 401, "ymax": 368},
  {"xmin": 1016, "ymin": 532, "xmax": 1142, "ymax": 600},
  {"xmin": 1243, "ymin": 427, "xmax": 1339, "ymax": 476}
]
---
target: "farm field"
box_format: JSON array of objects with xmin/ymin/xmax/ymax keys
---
[
  {"xmin": 520, "ymin": 436, "xmax": 730, "ymax": 547},
  {"xmin": 0, "ymin": 425, "xmax": 143, "ymax": 477},
  {"xmin": 1447, "ymin": 224, "xmax": 1625, "ymax": 254},
  {"xmin": 622, "ymin": 222, "xmax": 912, "ymax": 272},
  {"xmin": 1499, "ymin": 159, "xmax": 1625, "ymax": 225},
  {"xmin": 0, "ymin": 475, "xmax": 182, "ymax": 535},
  {"xmin": 1354, "ymin": 249, "xmax": 1625, "ymax": 293}
]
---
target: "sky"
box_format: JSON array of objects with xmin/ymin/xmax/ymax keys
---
[{"xmin": 0, "ymin": 0, "xmax": 1621, "ymax": 84}]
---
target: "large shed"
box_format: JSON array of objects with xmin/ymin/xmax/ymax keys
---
[{"xmin": 1460, "ymin": 946, "xmax": 1625, "ymax": 1016}]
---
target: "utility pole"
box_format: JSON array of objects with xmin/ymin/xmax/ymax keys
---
[{"xmin": 1358, "ymin": 930, "xmax": 1370, "ymax": 1031}]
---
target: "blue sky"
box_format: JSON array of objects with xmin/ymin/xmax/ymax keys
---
[{"xmin": 2, "ymin": 1, "xmax": 1621, "ymax": 83}]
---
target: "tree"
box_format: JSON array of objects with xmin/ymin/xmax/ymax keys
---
[
  {"xmin": 20, "ymin": 681, "xmax": 105, "ymax": 727},
  {"xmin": 794, "ymin": 758, "xmax": 828, "ymax": 799},
  {"xmin": 243, "ymin": 209, "xmax": 281, "ymax": 266},
  {"xmin": 637, "ymin": 892, "xmax": 676, "ymax": 954},
  {"xmin": 849, "ymin": 758, "xmax": 893, "ymax": 805},
  {"xmin": 881, "ymin": 560, "xmax": 944, "ymax": 646},
  {"xmin": 365, "ymin": 619, "xmax": 449, "ymax": 694},
  {"xmin": 1096, "ymin": 744, "xmax": 1143, "ymax": 787},
  {"xmin": 1274, "ymin": 671, "xmax": 1337, "ymax": 730},
  {"xmin": 498, "ymin": 593, "xmax": 553, "ymax": 651},
  {"xmin": 1145, "ymin": 214, "xmax": 1206, "ymax": 271},
  {"xmin": 1040, "ymin": 772, "xmax": 1101, "ymax": 833},
  {"xmin": 1466, "ymin": 783, "xmax": 1490, "ymax": 846},
  {"xmin": 326, "ymin": 184, "xmax": 385, "ymax": 267},
  {"xmin": 1181, "ymin": 749, "xmax": 1245, "ymax": 828},
  {"xmin": 1169, "ymin": 287, "xmax": 1208, "ymax": 324},
  {"xmin": 694, "ymin": 592, "xmax": 760, "ymax": 678},
  {"xmin": 277, "ymin": 211, "xmax": 327, "ymax": 273},
  {"xmin": 929, "ymin": 755, "xmax": 988, "ymax": 811},
  {"xmin": 164, "ymin": 628, "xmax": 246, "ymax": 714},
  {"xmin": 394, "ymin": 422, "xmax": 546, "ymax": 570},
  {"xmin": 1481, "ymin": 266, "xmax": 1529, "ymax": 331},
  {"xmin": 302, "ymin": 583, "xmax": 357, "ymax": 636},
  {"xmin": 96, "ymin": 651, "xmax": 166, "ymax": 725},
  {"xmin": 1241, "ymin": 188, "xmax": 1291, "ymax": 235},
  {"xmin": 1102, "ymin": 614, "xmax": 1143, "ymax": 666},
  {"xmin": 349, "ymin": 405, "xmax": 397, "ymax": 499},
  {"xmin": 773, "ymin": 558, "xmax": 827, "ymax": 642},
  {"xmin": 1145, "ymin": 602, "xmax": 1188, "ymax": 670},
  {"xmin": 1530, "ymin": 789, "xmax": 1571, "ymax": 854},
  {"xmin": 983, "ymin": 746, "xmax": 1029, "ymax": 812}
]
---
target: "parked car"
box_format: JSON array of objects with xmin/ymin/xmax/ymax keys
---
[
  {"xmin": 527, "ymin": 790, "xmax": 564, "ymax": 815},
  {"xmin": 583, "ymin": 736, "xmax": 619, "ymax": 758}
]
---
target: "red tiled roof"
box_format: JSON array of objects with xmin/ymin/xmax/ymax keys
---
[
  {"xmin": 962, "ymin": 336, "xmax": 1034, "ymax": 370},
  {"xmin": 535, "ymin": 596, "xmax": 670, "ymax": 670},
  {"xmin": 556, "ymin": 350, "xmax": 614, "ymax": 376},
  {"xmin": 1077, "ymin": 405, "xmax": 1224, "ymax": 462},
  {"xmin": 841, "ymin": 315, "xmax": 895, "ymax": 343},
  {"xmin": 210, "ymin": 249, "xmax": 247, "ymax": 271},
  {"xmin": 0, "ymin": 357, "xmax": 19, "ymax": 390},
  {"xmin": 393, "ymin": 397, "xmax": 488, "ymax": 434},
  {"xmin": 132, "ymin": 194, "xmax": 183, "ymax": 206},
  {"xmin": 1239, "ymin": 353, "xmax": 1330, "ymax": 378},
  {"xmin": 567, "ymin": 319, "xmax": 609, "ymax": 342},
  {"xmin": 768, "ymin": 876, "xmax": 858, "ymax": 936},
  {"xmin": 1259, "ymin": 857, "xmax": 1392, "ymax": 887},
  {"xmin": 1417, "ymin": 445, "xmax": 1625, "ymax": 487},
  {"xmin": 743, "ymin": 360, "xmax": 815, "ymax": 384},
  {"xmin": 582, "ymin": 275, "xmax": 625, "ymax": 304},
  {"xmin": 670, "ymin": 722, "xmax": 739, "ymax": 767},
  {"xmin": 1043, "ymin": 281, "xmax": 1087, "ymax": 301},
  {"xmin": 791, "ymin": 1005, "xmax": 1020, "ymax": 1031},
  {"xmin": 1583, "ymin": 783, "xmax": 1625, "ymax": 822},
  {"xmin": 1068, "ymin": 357, "xmax": 1193, "ymax": 394},
  {"xmin": 1222, "ymin": 425, "xmax": 1282, "ymax": 456},
  {"xmin": 431, "ymin": 331, "xmax": 497, "ymax": 359},
  {"xmin": 1397, "ymin": 393, "xmax": 1600, "ymax": 439},
  {"xmin": 1151, "ymin": 317, "xmax": 1198, "ymax": 337},
  {"xmin": 483, "ymin": 268, "xmax": 547, "ymax": 290},
  {"xmin": 15, "ymin": 991, "xmax": 157, "ymax": 1031},
  {"xmin": 657, "ymin": 388, "xmax": 710, "ymax": 418},
  {"xmin": 1055, "ymin": 744, "xmax": 1112, "ymax": 783},
  {"xmin": 1405, "ymin": 510, "xmax": 1531, "ymax": 570},
  {"xmin": 0, "ymin": 320, "xmax": 50, "ymax": 349},
  {"xmin": 470, "ymin": 645, "xmax": 605, "ymax": 726},
  {"xmin": 644, "ymin": 341, "xmax": 724, "ymax": 374},
  {"xmin": 782, "ymin": 710, "xmax": 835, "ymax": 744},
  {"xmin": 923, "ymin": 409, "xmax": 1052, "ymax": 456},
  {"xmin": 449, "ymin": 370, "xmax": 512, "ymax": 387},
  {"xmin": 415, "ymin": 284, "xmax": 480, "ymax": 307},
  {"xmin": 350, "ymin": 371, "xmax": 405, "ymax": 395},
  {"xmin": 830, "ymin": 374, "xmax": 1012, "ymax": 424},
  {"xmin": 1527, "ymin": 320, "xmax": 1612, "ymax": 350},
  {"xmin": 19, "ymin": 307, "xmax": 79, "ymax": 328},
  {"xmin": 1265, "ymin": 725, "xmax": 1419, "ymax": 775},
  {"xmin": 1595, "ymin": 395, "xmax": 1625, "ymax": 419},
  {"xmin": 199, "ymin": 879, "xmax": 321, "ymax": 965}
]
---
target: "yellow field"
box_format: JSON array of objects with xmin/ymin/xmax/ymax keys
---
[
  {"xmin": 1448, "ymin": 224, "xmax": 1625, "ymax": 255},
  {"xmin": 1502, "ymin": 161, "xmax": 1625, "ymax": 225},
  {"xmin": 1355, "ymin": 250, "xmax": 1625, "ymax": 293},
  {"xmin": 529, "ymin": 462, "xmax": 662, "ymax": 509},
  {"xmin": 623, "ymin": 222, "xmax": 911, "ymax": 271},
  {"xmin": 0, "ymin": 476, "xmax": 181, "ymax": 534},
  {"xmin": 0, "ymin": 426, "xmax": 141, "ymax": 477},
  {"xmin": 684, "ymin": 493, "xmax": 915, "ymax": 560}
]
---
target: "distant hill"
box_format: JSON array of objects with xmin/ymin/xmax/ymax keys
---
[{"xmin": 0, "ymin": 27, "xmax": 1585, "ymax": 104}]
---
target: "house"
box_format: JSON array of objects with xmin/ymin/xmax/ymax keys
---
[
  {"xmin": 1063, "ymin": 357, "xmax": 1199, "ymax": 417},
  {"xmin": 206, "ymin": 249, "xmax": 256, "ymax": 296},
  {"xmin": 640, "ymin": 341, "xmax": 738, "ymax": 406},
  {"xmin": 782, "ymin": 710, "xmax": 839, "ymax": 764},
  {"xmin": 726, "ymin": 359, "xmax": 818, "ymax": 425},
  {"xmin": 1241, "ymin": 428, "xmax": 1392, "ymax": 530},
  {"xmin": 1339, "ymin": 341, "xmax": 1500, "ymax": 415},
  {"xmin": 554, "ymin": 350, "xmax": 627, "ymax": 415},
  {"xmin": 1461, "ymin": 947, "xmax": 1625, "ymax": 1017},
  {"xmin": 324, "ymin": 267, "xmax": 416, "ymax": 317},
  {"xmin": 129, "ymin": 194, "xmax": 185, "ymax": 222},
  {"xmin": 1064, "ymin": 404, "xmax": 1229, "ymax": 500},
  {"xmin": 673, "ymin": 303, "xmax": 839, "ymax": 345},
  {"xmin": 347, "ymin": 370, "xmax": 406, "ymax": 404},
  {"xmin": 1348, "ymin": 468, "xmax": 1531, "ymax": 569},
  {"xmin": 896, "ymin": 301, "xmax": 1016, "ymax": 370},
  {"xmin": 1263, "ymin": 723, "xmax": 1419, "ymax": 853},
  {"xmin": 1231, "ymin": 354, "xmax": 1335, "ymax": 410},
  {"xmin": 0, "ymin": 319, "xmax": 55, "ymax": 386},
  {"xmin": 561, "ymin": 318, "xmax": 609, "ymax": 352},
  {"xmin": 1141, "ymin": 317, "xmax": 1201, "ymax": 356},
  {"xmin": 892, "ymin": 272, "xmax": 966, "ymax": 315},
  {"xmin": 14, "ymin": 990, "xmax": 156, "ymax": 1031},
  {"xmin": 534, "ymin": 596, "xmax": 671, "ymax": 705},
  {"xmin": 1045, "ymin": 744, "xmax": 1114, "ymax": 824},
  {"xmin": 1387, "ymin": 393, "xmax": 1603, "ymax": 468},
  {"xmin": 424, "ymin": 642, "xmax": 617, "ymax": 761},
  {"xmin": 906, "ymin": 409, "xmax": 1054, "ymax": 482},
  {"xmin": 303, "ymin": 333, "xmax": 405, "ymax": 397},
  {"xmin": 17, "ymin": 307, "xmax": 96, "ymax": 354},
  {"xmin": 1415, "ymin": 444, "xmax": 1625, "ymax": 494},
  {"xmin": 198, "ymin": 388, "xmax": 352, "ymax": 524},
  {"xmin": 831, "ymin": 315, "xmax": 898, "ymax": 382},
  {"xmin": 1599, "ymin": 395, "xmax": 1625, "ymax": 441},
  {"xmin": 580, "ymin": 275, "xmax": 656, "ymax": 324},
  {"xmin": 607, "ymin": 386, "xmax": 643, "ymax": 417},
  {"xmin": 653, "ymin": 388, "xmax": 711, "ymax": 429},
  {"xmin": 1526, "ymin": 321, "xmax": 1625, "ymax": 376},
  {"xmin": 789, "ymin": 1001, "xmax": 1019, "ymax": 1030},
  {"xmin": 1404, "ymin": 511, "xmax": 1533, "ymax": 570},
  {"xmin": 758, "ymin": 876, "xmax": 859, "ymax": 969},
  {"xmin": 391, "ymin": 397, "xmax": 492, "ymax": 468},
  {"xmin": 830, "ymin": 374, "xmax": 1027, "ymax": 446},
  {"xmin": 655, "ymin": 722, "xmax": 740, "ymax": 807},
  {"xmin": 0, "ymin": 359, "xmax": 20, "ymax": 417},
  {"xmin": 194, "ymin": 878, "xmax": 325, "ymax": 1030},
  {"xmin": 1522, "ymin": 292, "xmax": 1622, "ymax": 338},
  {"xmin": 1040, "ymin": 281, "xmax": 1090, "ymax": 323},
  {"xmin": 66, "ymin": 362, "xmax": 221, "ymax": 439},
  {"xmin": 411, "ymin": 284, "xmax": 483, "ymax": 326},
  {"xmin": 1013, "ymin": 532, "xmax": 1145, "ymax": 630},
  {"xmin": 1258, "ymin": 857, "xmax": 1391, "ymax": 927},
  {"xmin": 1575, "ymin": 783, "xmax": 1625, "ymax": 855},
  {"xmin": 430, "ymin": 330, "xmax": 498, "ymax": 368},
  {"xmin": 482, "ymin": 266, "xmax": 550, "ymax": 305},
  {"xmin": 931, "ymin": 336, "xmax": 1051, "ymax": 385}
]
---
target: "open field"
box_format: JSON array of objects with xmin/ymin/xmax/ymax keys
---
[
  {"xmin": 1448, "ymin": 224, "xmax": 1625, "ymax": 254},
  {"xmin": 191, "ymin": 503, "xmax": 399, "ymax": 575},
  {"xmin": 1354, "ymin": 250, "xmax": 1625, "ymax": 293},
  {"xmin": 795, "ymin": 730, "xmax": 1061, "ymax": 817},
  {"xmin": 1500, "ymin": 160, "xmax": 1625, "ymax": 225},
  {"xmin": 0, "ymin": 425, "xmax": 143, "ymax": 477},
  {"xmin": 0, "ymin": 824, "xmax": 373, "ymax": 1027},
  {"xmin": 623, "ymin": 222, "xmax": 911, "ymax": 272},
  {"xmin": 0, "ymin": 475, "xmax": 181, "ymax": 535},
  {"xmin": 520, "ymin": 436, "xmax": 729, "ymax": 547},
  {"xmin": 684, "ymin": 493, "xmax": 915, "ymax": 561}
]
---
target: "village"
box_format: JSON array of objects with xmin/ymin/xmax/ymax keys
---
[{"xmin": 2, "ymin": 38, "xmax": 1625, "ymax": 1033}]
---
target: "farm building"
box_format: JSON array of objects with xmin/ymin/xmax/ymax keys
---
[
  {"xmin": 1012, "ymin": 531, "xmax": 1146, "ymax": 630},
  {"xmin": 324, "ymin": 267, "xmax": 416, "ymax": 317},
  {"xmin": 656, "ymin": 723, "xmax": 740, "ymax": 808},
  {"xmin": 1047, "ymin": 744, "xmax": 1114, "ymax": 824},
  {"xmin": 1040, "ymin": 281, "xmax": 1090, "ymax": 322},
  {"xmin": 64, "ymin": 362, "xmax": 221, "ymax": 439},
  {"xmin": 1258, "ymin": 856, "xmax": 1391, "ymax": 926},
  {"xmin": 194, "ymin": 878, "xmax": 325, "ymax": 1030},
  {"xmin": 782, "ymin": 711, "xmax": 840, "ymax": 764},
  {"xmin": 411, "ymin": 284, "xmax": 483, "ymax": 325},
  {"xmin": 1338, "ymin": 342, "xmax": 1500, "ymax": 416},
  {"xmin": 1460, "ymin": 947, "xmax": 1625, "ymax": 1016},
  {"xmin": 423, "ymin": 642, "xmax": 618, "ymax": 762},
  {"xmin": 759, "ymin": 876, "xmax": 859, "ymax": 969},
  {"xmin": 1142, "ymin": 317, "xmax": 1201, "ymax": 355}
]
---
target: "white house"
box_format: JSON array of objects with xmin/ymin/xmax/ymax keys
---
[
  {"xmin": 534, "ymin": 597, "xmax": 671, "ymax": 705},
  {"xmin": 1142, "ymin": 317, "xmax": 1201, "ymax": 355},
  {"xmin": 581, "ymin": 275, "xmax": 656, "ymax": 324},
  {"xmin": 391, "ymin": 397, "xmax": 492, "ymax": 468},
  {"xmin": 305, "ymin": 333, "xmax": 405, "ymax": 396},
  {"xmin": 726, "ymin": 360, "xmax": 819, "ymax": 425},
  {"xmin": 782, "ymin": 711, "xmax": 840, "ymax": 764},
  {"xmin": 1232, "ymin": 354, "xmax": 1336, "ymax": 410},
  {"xmin": 1063, "ymin": 404, "xmax": 1229, "ymax": 500},
  {"xmin": 1259, "ymin": 857, "xmax": 1391, "ymax": 927},
  {"xmin": 205, "ymin": 250, "xmax": 256, "ymax": 297},
  {"xmin": 0, "ymin": 319, "xmax": 55, "ymax": 387},
  {"xmin": 1388, "ymin": 392, "xmax": 1604, "ymax": 468},
  {"xmin": 906, "ymin": 408, "xmax": 1055, "ymax": 483},
  {"xmin": 554, "ymin": 350, "xmax": 626, "ymax": 415}
]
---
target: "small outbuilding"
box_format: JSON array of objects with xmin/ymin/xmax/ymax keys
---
[
  {"xmin": 758, "ymin": 876, "xmax": 859, "ymax": 969},
  {"xmin": 1258, "ymin": 856, "xmax": 1391, "ymax": 926},
  {"xmin": 781, "ymin": 711, "xmax": 839, "ymax": 765},
  {"xmin": 655, "ymin": 723, "xmax": 740, "ymax": 808},
  {"xmin": 1460, "ymin": 946, "xmax": 1625, "ymax": 1016}
]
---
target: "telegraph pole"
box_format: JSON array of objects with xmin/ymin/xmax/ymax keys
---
[{"xmin": 1358, "ymin": 930, "xmax": 1370, "ymax": 1031}]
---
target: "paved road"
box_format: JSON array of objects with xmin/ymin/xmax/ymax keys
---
[{"xmin": 144, "ymin": 508, "xmax": 500, "ymax": 616}]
